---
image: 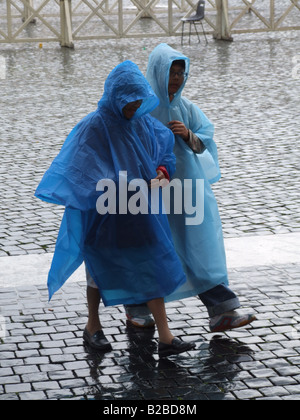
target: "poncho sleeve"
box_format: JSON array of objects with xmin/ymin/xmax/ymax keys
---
[
  {"xmin": 35, "ymin": 112, "xmax": 113, "ymax": 211},
  {"xmin": 183, "ymin": 98, "xmax": 221, "ymax": 184}
]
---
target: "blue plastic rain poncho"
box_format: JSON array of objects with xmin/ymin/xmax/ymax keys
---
[
  {"xmin": 146, "ymin": 44, "xmax": 229, "ymax": 300},
  {"xmin": 35, "ymin": 60, "xmax": 186, "ymax": 305}
]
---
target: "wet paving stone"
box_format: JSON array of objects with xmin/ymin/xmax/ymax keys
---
[{"xmin": 0, "ymin": 263, "xmax": 300, "ymax": 400}]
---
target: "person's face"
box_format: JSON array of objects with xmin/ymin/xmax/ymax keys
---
[
  {"xmin": 168, "ymin": 64, "xmax": 186, "ymax": 96},
  {"xmin": 122, "ymin": 100, "xmax": 143, "ymax": 119}
]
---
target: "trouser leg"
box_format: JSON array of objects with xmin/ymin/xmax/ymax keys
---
[{"xmin": 199, "ymin": 284, "xmax": 240, "ymax": 318}]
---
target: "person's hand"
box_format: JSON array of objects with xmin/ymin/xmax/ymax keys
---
[
  {"xmin": 168, "ymin": 120, "xmax": 189, "ymax": 141},
  {"xmin": 154, "ymin": 170, "xmax": 165, "ymax": 181},
  {"xmin": 149, "ymin": 170, "xmax": 169, "ymax": 189}
]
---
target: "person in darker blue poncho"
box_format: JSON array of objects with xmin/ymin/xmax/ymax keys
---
[
  {"xmin": 35, "ymin": 61, "xmax": 196, "ymax": 357},
  {"xmin": 127, "ymin": 43, "xmax": 256, "ymax": 333}
]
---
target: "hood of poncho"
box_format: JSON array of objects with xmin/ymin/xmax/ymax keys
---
[
  {"xmin": 146, "ymin": 43, "xmax": 190, "ymax": 108},
  {"xmin": 99, "ymin": 60, "xmax": 159, "ymax": 120}
]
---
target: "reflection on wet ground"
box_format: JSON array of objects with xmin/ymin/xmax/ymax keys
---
[{"xmin": 83, "ymin": 322, "xmax": 254, "ymax": 400}]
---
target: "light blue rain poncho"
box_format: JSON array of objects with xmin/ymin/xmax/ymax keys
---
[
  {"xmin": 35, "ymin": 60, "xmax": 186, "ymax": 305},
  {"xmin": 146, "ymin": 44, "xmax": 229, "ymax": 300}
]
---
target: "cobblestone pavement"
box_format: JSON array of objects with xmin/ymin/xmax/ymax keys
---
[
  {"xmin": 1, "ymin": 263, "xmax": 300, "ymax": 401},
  {"xmin": 0, "ymin": 31, "xmax": 300, "ymax": 256},
  {"xmin": 1, "ymin": 30, "xmax": 300, "ymax": 401}
]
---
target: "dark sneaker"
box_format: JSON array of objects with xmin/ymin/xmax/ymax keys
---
[
  {"xmin": 83, "ymin": 328, "xmax": 112, "ymax": 352},
  {"xmin": 158, "ymin": 337, "xmax": 196, "ymax": 358}
]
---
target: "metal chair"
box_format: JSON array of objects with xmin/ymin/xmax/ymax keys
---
[{"xmin": 181, "ymin": 0, "xmax": 208, "ymax": 45}]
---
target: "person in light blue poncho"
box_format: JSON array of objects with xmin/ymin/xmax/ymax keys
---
[
  {"xmin": 126, "ymin": 44, "xmax": 256, "ymax": 333},
  {"xmin": 35, "ymin": 60, "xmax": 196, "ymax": 357}
]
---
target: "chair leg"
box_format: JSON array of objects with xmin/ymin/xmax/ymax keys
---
[
  {"xmin": 200, "ymin": 20, "xmax": 208, "ymax": 45},
  {"xmin": 188, "ymin": 23, "xmax": 192, "ymax": 44},
  {"xmin": 194, "ymin": 22, "xmax": 201, "ymax": 43}
]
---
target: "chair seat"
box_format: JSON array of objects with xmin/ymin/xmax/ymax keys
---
[{"xmin": 181, "ymin": 16, "xmax": 203, "ymax": 22}]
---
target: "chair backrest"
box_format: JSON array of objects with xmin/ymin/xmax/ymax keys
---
[{"xmin": 196, "ymin": 0, "xmax": 205, "ymax": 19}]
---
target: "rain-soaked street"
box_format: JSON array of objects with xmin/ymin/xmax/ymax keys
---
[
  {"xmin": 1, "ymin": 27, "xmax": 300, "ymax": 400},
  {"xmin": 0, "ymin": 32, "xmax": 300, "ymax": 255}
]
